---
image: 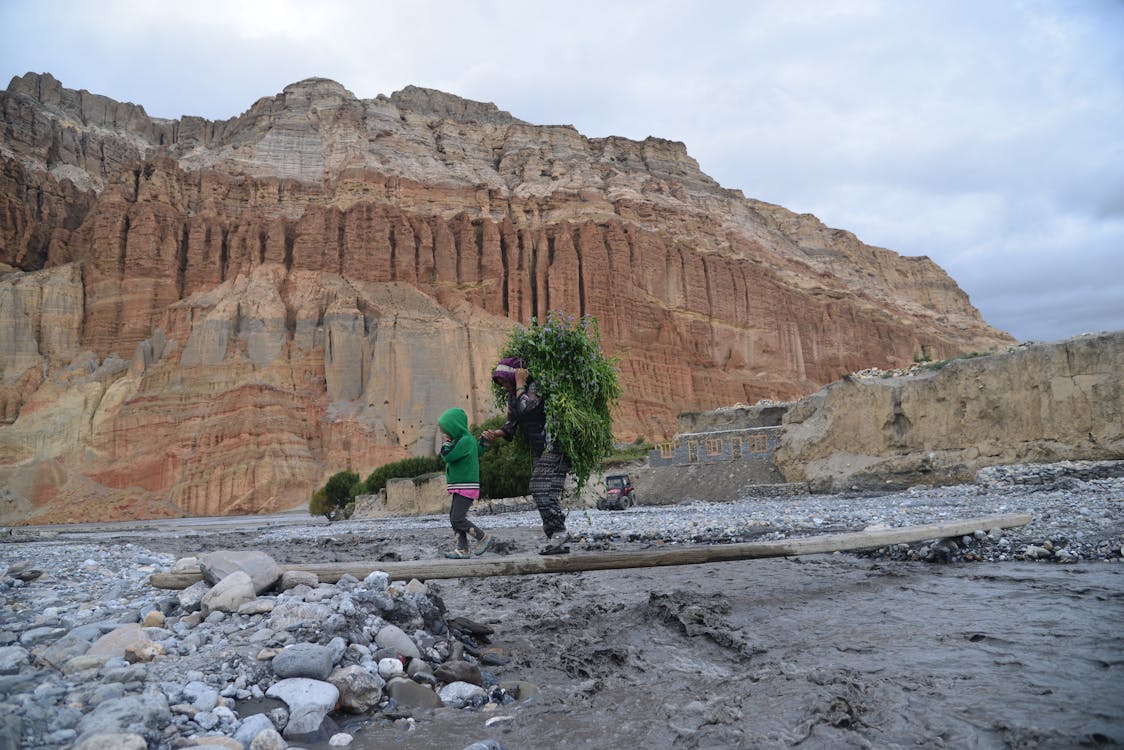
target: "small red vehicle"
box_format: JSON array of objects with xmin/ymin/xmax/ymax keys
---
[{"xmin": 598, "ymin": 474, "xmax": 636, "ymax": 510}]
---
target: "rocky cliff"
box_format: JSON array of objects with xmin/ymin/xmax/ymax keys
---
[
  {"xmin": 0, "ymin": 72, "xmax": 1013, "ymax": 523},
  {"xmin": 773, "ymin": 332, "xmax": 1124, "ymax": 490}
]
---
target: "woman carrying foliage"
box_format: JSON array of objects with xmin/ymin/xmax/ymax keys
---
[
  {"xmin": 484, "ymin": 313, "xmax": 621, "ymax": 555},
  {"xmin": 483, "ymin": 357, "xmax": 573, "ymax": 554}
]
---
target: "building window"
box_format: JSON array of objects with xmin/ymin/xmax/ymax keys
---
[
  {"xmin": 659, "ymin": 442, "xmax": 675, "ymax": 459},
  {"xmin": 730, "ymin": 437, "xmax": 743, "ymax": 459},
  {"xmin": 706, "ymin": 438, "xmax": 724, "ymax": 456},
  {"xmin": 687, "ymin": 440, "xmax": 699, "ymax": 462},
  {"xmin": 745, "ymin": 433, "xmax": 768, "ymax": 453}
]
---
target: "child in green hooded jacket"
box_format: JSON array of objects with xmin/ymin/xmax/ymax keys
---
[{"xmin": 437, "ymin": 407, "xmax": 492, "ymax": 559}]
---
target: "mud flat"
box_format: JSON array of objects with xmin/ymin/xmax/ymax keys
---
[{"xmin": 2, "ymin": 464, "xmax": 1122, "ymax": 749}]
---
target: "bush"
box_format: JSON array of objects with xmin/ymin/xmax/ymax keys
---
[
  {"xmin": 311, "ymin": 470, "xmax": 362, "ymax": 521},
  {"xmin": 309, "ymin": 487, "xmax": 330, "ymax": 517},
  {"xmin": 362, "ymin": 456, "xmax": 445, "ymax": 495},
  {"xmin": 476, "ymin": 415, "xmax": 532, "ymax": 498},
  {"xmin": 603, "ymin": 437, "xmax": 653, "ymax": 466}
]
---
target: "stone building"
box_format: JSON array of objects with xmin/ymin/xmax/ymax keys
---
[
  {"xmin": 647, "ymin": 402, "xmax": 791, "ymax": 489},
  {"xmin": 648, "ymin": 426, "xmax": 782, "ymax": 468}
]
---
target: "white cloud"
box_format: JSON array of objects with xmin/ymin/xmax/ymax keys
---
[{"xmin": 1, "ymin": 0, "xmax": 1122, "ymax": 343}]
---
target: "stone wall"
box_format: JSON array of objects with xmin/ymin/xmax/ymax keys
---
[
  {"xmin": 351, "ymin": 473, "xmax": 448, "ymax": 519},
  {"xmin": 675, "ymin": 403, "xmax": 791, "ymax": 433},
  {"xmin": 975, "ymin": 460, "xmax": 1124, "ymax": 488}
]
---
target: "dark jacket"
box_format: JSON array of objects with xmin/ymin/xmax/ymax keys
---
[{"xmin": 498, "ymin": 382, "xmax": 551, "ymax": 458}]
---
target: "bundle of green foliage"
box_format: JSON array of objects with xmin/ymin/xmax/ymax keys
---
[
  {"xmin": 493, "ymin": 311, "xmax": 621, "ymax": 492},
  {"xmin": 362, "ymin": 456, "xmax": 445, "ymax": 495}
]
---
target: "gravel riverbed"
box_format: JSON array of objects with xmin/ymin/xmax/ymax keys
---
[{"xmin": 1, "ymin": 461, "xmax": 1121, "ymax": 750}]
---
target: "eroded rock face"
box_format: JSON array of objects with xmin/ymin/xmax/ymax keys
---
[
  {"xmin": 0, "ymin": 73, "xmax": 1014, "ymax": 522},
  {"xmin": 773, "ymin": 332, "xmax": 1124, "ymax": 490},
  {"xmin": 0, "ymin": 263, "xmax": 511, "ymax": 521}
]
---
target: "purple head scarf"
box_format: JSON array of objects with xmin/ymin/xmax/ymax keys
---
[{"xmin": 491, "ymin": 356, "xmax": 524, "ymax": 386}]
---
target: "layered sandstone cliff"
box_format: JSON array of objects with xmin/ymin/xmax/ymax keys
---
[{"xmin": 0, "ymin": 72, "xmax": 1014, "ymax": 522}]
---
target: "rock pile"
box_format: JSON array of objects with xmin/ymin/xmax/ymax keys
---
[
  {"xmin": 976, "ymin": 459, "xmax": 1124, "ymax": 487},
  {"xmin": 0, "ymin": 548, "xmax": 526, "ymax": 750},
  {"xmin": 570, "ymin": 461, "xmax": 1124, "ymax": 565},
  {"xmin": 848, "ymin": 345, "xmax": 1030, "ymax": 380},
  {"xmin": 844, "ymin": 468, "xmax": 1124, "ymax": 564}
]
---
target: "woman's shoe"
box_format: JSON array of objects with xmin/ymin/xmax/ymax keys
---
[
  {"xmin": 540, "ymin": 530, "xmax": 571, "ymax": 555},
  {"xmin": 473, "ymin": 532, "xmax": 493, "ymax": 556},
  {"xmin": 444, "ymin": 548, "xmax": 471, "ymax": 559}
]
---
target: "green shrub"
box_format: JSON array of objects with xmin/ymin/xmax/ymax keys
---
[
  {"xmin": 363, "ymin": 456, "xmax": 445, "ymax": 495},
  {"xmin": 602, "ymin": 437, "xmax": 653, "ymax": 466},
  {"xmin": 476, "ymin": 415, "xmax": 532, "ymax": 498},
  {"xmin": 354, "ymin": 424, "xmax": 532, "ymax": 506},
  {"xmin": 309, "ymin": 487, "xmax": 330, "ymax": 517},
  {"xmin": 312, "ymin": 470, "xmax": 361, "ymax": 521}
]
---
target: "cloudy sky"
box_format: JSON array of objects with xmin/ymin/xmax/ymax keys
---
[{"xmin": 2, "ymin": 0, "xmax": 1122, "ymax": 343}]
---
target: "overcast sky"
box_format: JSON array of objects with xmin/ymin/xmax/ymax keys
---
[{"xmin": 2, "ymin": 0, "xmax": 1122, "ymax": 343}]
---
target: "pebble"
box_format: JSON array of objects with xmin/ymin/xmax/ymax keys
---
[
  {"xmin": 0, "ymin": 460, "xmax": 1120, "ymax": 749},
  {"xmin": 0, "ymin": 538, "xmax": 520, "ymax": 749}
]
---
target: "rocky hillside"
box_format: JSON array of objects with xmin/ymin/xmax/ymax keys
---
[
  {"xmin": 774, "ymin": 331, "xmax": 1124, "ymax": 490},
  {"xmin": 0, "ymin": 73, "xmax": 1012, "ymax": 522}
]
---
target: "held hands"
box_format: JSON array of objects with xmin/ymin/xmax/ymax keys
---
[{"xmin": 481, "ymin": 369, "xmax": 529, "ymax": 444}]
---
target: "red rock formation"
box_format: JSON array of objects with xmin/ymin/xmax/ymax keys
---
[{"xmin": 0, "ymin": 73, "xmax": 1014, "ymax": 522}]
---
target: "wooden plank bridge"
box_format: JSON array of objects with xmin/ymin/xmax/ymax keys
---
[{"xmin": 149, "ymin": 513, "xmax": 1032, "ymax": 589}]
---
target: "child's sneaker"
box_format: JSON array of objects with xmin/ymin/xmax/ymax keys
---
[
  {"xmin": 444, "ymin": 548, "xmax": 471, "ymax": 559},
  {"xmin": 473, "ymin": 532, "xmax": 493, "ymax": 556}
]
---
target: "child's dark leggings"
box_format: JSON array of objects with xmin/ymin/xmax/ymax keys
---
[{"xmin": 449, "ymin": 493, "xmax": 482, "ymax": 549}]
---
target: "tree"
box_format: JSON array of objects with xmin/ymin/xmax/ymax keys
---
[{"xmin": 310, "ymin": 470, "xmax": 361, "ymax": 522}]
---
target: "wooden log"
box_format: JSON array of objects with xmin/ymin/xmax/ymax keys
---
[{"xmin": 149, "ymin": 512, "xmax": 1032, "ymax": 589}]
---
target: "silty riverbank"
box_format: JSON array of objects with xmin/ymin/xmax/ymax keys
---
[{"xmin": 1, "ymin": 461, "xmax": 1121, "ymax": 749}]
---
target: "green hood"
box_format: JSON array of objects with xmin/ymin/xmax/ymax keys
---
[{"xmin": 438, "ymin": 408, "xmax": 470, "ymax": 440}]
